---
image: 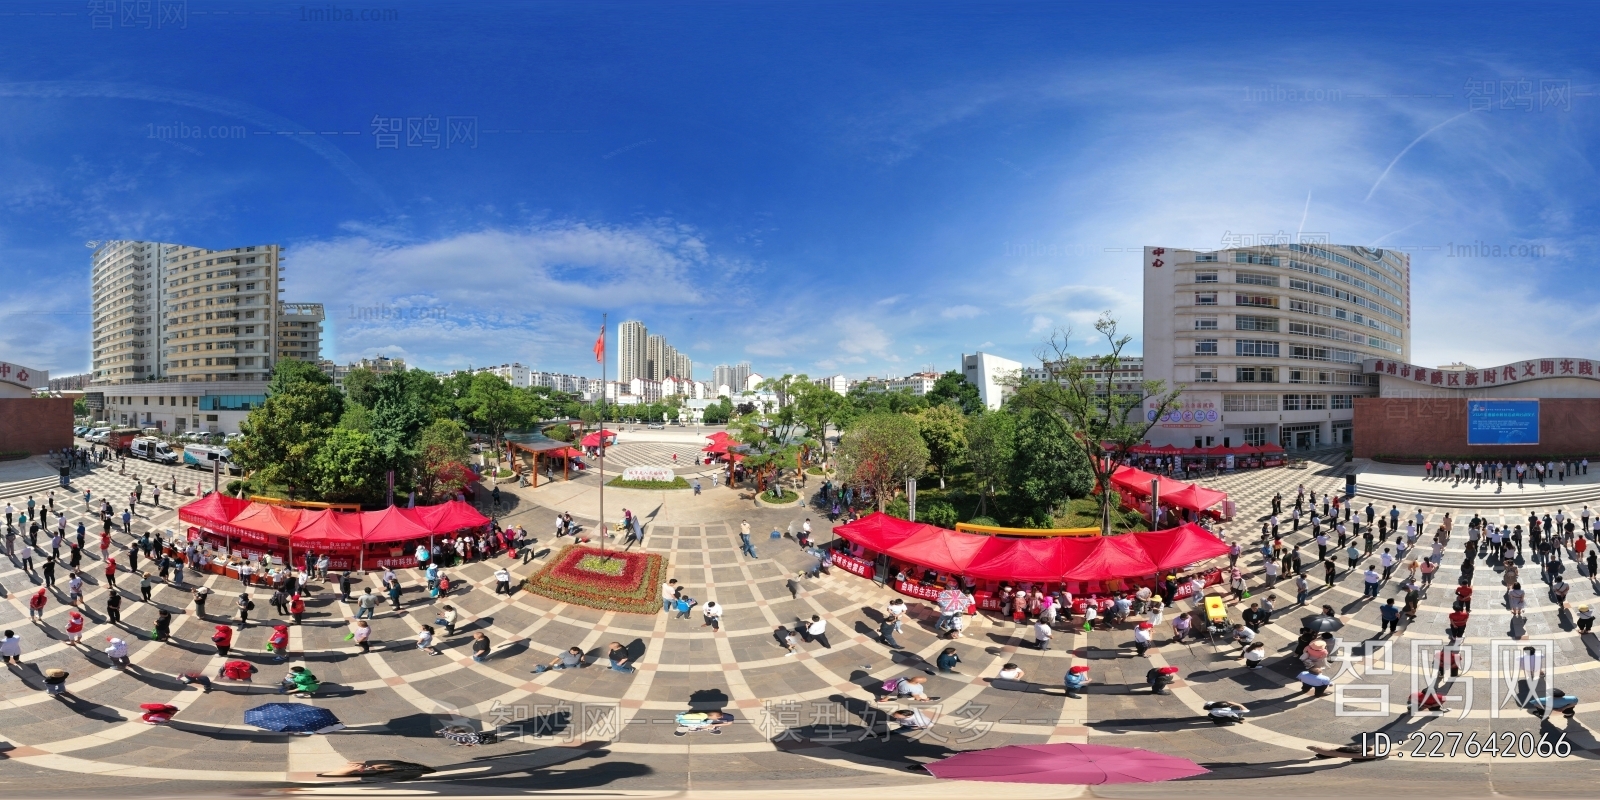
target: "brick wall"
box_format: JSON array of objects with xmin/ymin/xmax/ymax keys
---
[
  {"xmin": 0, "ymin": 398, "xmax": 73, "ymax": 455},
  {"xmin": 1354, "ymin": 397, "xmax": 1600, "ymax": 458}
]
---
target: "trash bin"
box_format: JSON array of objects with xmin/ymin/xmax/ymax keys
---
[{"xmin": 59, "ymin": 465, "xmax": 70, "ymax": 488}]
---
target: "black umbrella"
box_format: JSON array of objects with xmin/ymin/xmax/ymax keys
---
[{"xmin": 1301, "ymin": 614, "xmax": 1343, "ymax": 633}]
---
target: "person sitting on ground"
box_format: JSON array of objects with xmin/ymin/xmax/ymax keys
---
[
  {"xmin": 890, "ymin": 708, "xmax": 932, "ymax": 731},
  {"xmin": 936, "ymin": 647, "xmax": 961, "ymax": 673},
  {"xmin": 1413, "ymin": 687, "xmax": 1451, "ymax": 713},
  {"xmin": 280, "ymin": 666, "xmax": 322, "ymax": 697},
  {"xmin": 533, "ymin": 646, "xmax": 585, "ymax": 673},
  {"xmin": 1203, "ymin": 700, "xmax": 1249, "ymax": 726},
  {"xmin": 996, "ymin": 663, "xmax": 1026, "ymax": 682},
  {"xmin": 673, "ymin": 710, "xmax": 735, "ymax": 736}
]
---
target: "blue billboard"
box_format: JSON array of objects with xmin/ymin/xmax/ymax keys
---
[{"xmin": 1467, "ymin": 399, "xmax": 1539, "ymax": 445}]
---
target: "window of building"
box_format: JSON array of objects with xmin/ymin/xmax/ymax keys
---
[
  {"xmin": 1282, "ymin": 394, "xmax": 1301, "ymax": 411},
  {"xmin": 1236, "ymin": 272, "xmax": 1279, "ymax": 286},
  {"xmin": 1195, "ymin": 271, "xmax": 1219, "ymax": 283},
  {"xmin": 1235, "ymin": 315, "xmax": 1278, "ymax": 332},
  {"xmin": 1194, "ymin": 317, "xmax": 1218, "ymax": 330},
  {"xmin": 1235, "ymin": 294, "xmax": 1279, "ymax": 308},
  {"xmin": 1195, "ymin": 253, "xmax": 1218, "ymax": 262},
  {"xmin": 1195, "ymin": 368, "xmax": 1218, "ymax": 383},
  {"xmin": 1223, "ymin": 394, "xmax": 1278, "ymax": 412},
  {"xmin": 1306, "ymin": 394, "xmax": 1327, "ymax": 410},
  {"xmin": 1242, "ymin": 426, "xmax": 1267, "ymax": 446},
  {"xmin": 1196, "ymin": 292, "xmax": 1218, "ymax": 306},
  {"xmin": 1331, "ymin": 394, "xmax": 1354, "ymax": 409},
  {"xmin": 1194, "ymin": 339, "xmax": 1218, "ymax": 356},
  {"xmin": 1235, "ymin": 339, "xmax": 1279, "ymax": 357},
  {"xmin": 1233, "ymin": 252, "xmax": 1280, "ymax": 266},
  {"xmin": 1236, "ymin": 366, "xmax": 1276, "ymax": 383}
]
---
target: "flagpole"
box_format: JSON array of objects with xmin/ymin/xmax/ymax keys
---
[{"xmin": 599, "ymin": 313, "xmax": 607, "ymax": 554}]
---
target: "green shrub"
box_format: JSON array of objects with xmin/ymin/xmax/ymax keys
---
[
  {"xmin": 919, "ymin": 500, "xmax": 959, "ymax": 528},
  {"xmin": 884, "ymin": 497, "xmax": 910, "ymax": 519}
]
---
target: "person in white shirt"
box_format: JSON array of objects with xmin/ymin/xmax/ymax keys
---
[
  {"xmin": 661, "ymin": 579, "xmax": 678, "ymax": 612},
  {"xmin": 996, "ymin": 663, "xmax": 1026, "ymax": 681},
  {"xmin": 1033, "ymin": 619, "xmax": 1053, "ymax": 651},
  {"xmin": 1133, "ymin": 622, "xmax": 1153, "ymax": 656},
  {"xmin": 804, "ymin": 615, "xmax": 830, "ymax": 648},
  {"xmin": 885, "ymin": 599, "xmax": 907, "ymax": 633},
  {"xmin": 702, "ymin": 601, "xmax": 723, "ymax": 631},
  {"xmin": 891, "ymin": 708, "xmax": 932, "ymax": 730}
]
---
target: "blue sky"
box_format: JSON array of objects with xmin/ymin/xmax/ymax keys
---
[{"xmin": 2, "ymin": 1, "xmax": 1597, "ymax": 381}]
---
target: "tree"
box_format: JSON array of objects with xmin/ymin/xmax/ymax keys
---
[
  {"xmin": 337, "ymin": 403, "xmax": 373, "ymax": 433},
  {"xmin": 926, "ymin": 370, "xmax": 983, "ymax": 415},
  {"xmin": 965, "ymin": 408, "xmax": 1016, "ymax": 518},
  {"xmin": 416, "ymin": 418, "xmax": 472, "ymax": 502},
  {"xmin": 1007, "ymin": 409, "xmax": 1094, "ymax": 525},
  {"xmin": 308, "ymin": 428, "xmax": 386, "ymax": 504},
  {"xmin": 73, "ymin": 397, "xmax": 88, "ymax": 417},
  {"xmin": 342, "ymin": 367, "xmax": 380, "ymax": 409},
  {"xmin": 457, "ymin": 373, "xmax": 534, "ymax": 470},
  {"xmin": 235, "ymin": 360, "xmax": 346, "ymax": 496},
  {"xmin": 793, "ymin": 382, "xmax": 848, "ymax": 459},
  {"xmin": 1010, "ymin": 314, "xmax": 1181, "ymax": 533},
  {"xmin": 370, "ymin": 369, "xmax": 442, "ymax": 481},
  {"xmin": 702, "ymin": 397, "xmax": 733, "ymax": 424},
  {"xmin": 917, "ymin": 403, "xmax": 967, "ymax": 489},
  {"xmin": 835, "ymin": 412, "xmax": 929, "ymax": 512}
]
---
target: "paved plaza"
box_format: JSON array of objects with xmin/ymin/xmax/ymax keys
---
[{"xmin": 0, "ymin": 444, "xmax": 1598, "ymax": 797}]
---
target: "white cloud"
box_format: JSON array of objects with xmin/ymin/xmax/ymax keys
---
[
  {"xmin": 941, "ymin": 304, "xmax": 982, "ymax": 319},
  {"xmin": 874, "ymin": 294, "xmax": 908, "ymax": 307},
  {"xmin": 1029, "ymin": 315, "xmax": 1054, "ymax": 334}
]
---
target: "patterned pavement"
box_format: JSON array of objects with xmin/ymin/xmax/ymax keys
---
[{"xmin": 0, "ymin": 444, "xmax": 1597, "ymax": 795}]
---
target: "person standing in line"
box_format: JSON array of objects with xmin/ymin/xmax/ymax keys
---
[
  {"xmin": 0, "ymin": 630, "xmax": 21, "ymax": 665},
  {"xmin": 237, "ymin": 592, "xmax": 254, "ymax": 627}
]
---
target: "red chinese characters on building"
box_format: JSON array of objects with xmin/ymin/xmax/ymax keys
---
[
  {"xmin": 1522, "ymin": 362, "xmax": 1536, "ymax": 378},
  {"xmin": 1506, "ymin": 366, "xmax": 1519, "ymax": 381},
  {"xmin": 1447, "ymin": 372, "xmax": 1461, "ymax": 387},
  {"xmin": 1484, "ymin": 370, "xmax": 1496, "ymax": 384},
  {"xmin": 1541, "ymin": 360, "xmax": 1555, "ymax": 375},
  {"xmin": 1465, "ymin": 372, "xmax": 1479, "ymax": 386},
  {"xmin": 1561, "ymin": 359, "xmax": 1575, "ymax": 374},
  {"xmin": 1583, "ymin": 362, "xmax": 1595, "ymax": 376},
  {"xmin": 1372, "ymin": 360, "xmax": 1385, "ymax": 372},
  {"xmin": 1150, "ymin": 247, "xmax": 1164, "ymax": 268},
  {"xmin": 1400, "ymin": 365, "xmax": 1411, "ymax": 378},
  {"xmin": 1387, "ymin": 363, "xmax": 1398, "ymax": 375},
  {"xmin": 1431, "ymin": 371, "xmax": 1443, "ymax": 385},
  {"xmin": 1414, "ymin": 368, "xmax": 1428, "ymax": 383}
]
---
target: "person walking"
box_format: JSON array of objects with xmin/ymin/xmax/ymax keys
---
[
  {"xmin": 472, "ymin": 631, "xmax": 492, "ymax": 663},
  {"xmin": 1379, "ymin": 598, "xmax": 1400, "ymax": 635},
  {"xmin": 105, "ymin": 589, "xmax": 122, "ymax": 625},
  {"xmin": 212, "ymin": 624, "xmax": 233, "ymax": 656},
  {"xmin": 352, "ymin": 620, "xmax": 373, "ymax": 654},
  {"xmin": 803, "ymin": 615, "xmax": 830, "ymax": 648},
  {"xmin": 356, "ymin": 587, "xmax": 378, "ymax": 619},
  {"xmin": 494, "ymin": 567, "xmax": 513, "ymax": 595},
  {"xmin": 702, "ymin": 601, "xmax": 723, "ymax": 631}
]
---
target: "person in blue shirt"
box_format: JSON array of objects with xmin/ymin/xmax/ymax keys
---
[
  {"xmin": 1379, "ymin": 598, "xmax": 1401, "ymax": 635},
  {"xmin": 936, "ymin": 647, "xmax": 961, "ymax": 673},
  {"xmin": 1065, "ymin": 665, "xmax": 1090, "ymax": 698}
]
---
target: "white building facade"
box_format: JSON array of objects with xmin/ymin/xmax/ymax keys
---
[
  {"xmin": 961, "ymin": 352, "xmax": 1022, "ymax": 410},
  {"xmin": 1141, "ymin": 244, "xmax": 1407, "ymax": 450}
]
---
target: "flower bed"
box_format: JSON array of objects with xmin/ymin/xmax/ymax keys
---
[
  {"xmin": 606, "ymin": 475, "xmax": 691, "ymax": 490},
  {"xmin": 523, "ymin": 544, "xmax": 666, "ymax": 614}
]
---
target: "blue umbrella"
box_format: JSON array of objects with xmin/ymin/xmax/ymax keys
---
[{"xmin": 245, "ymin": 703, "xmax": 345, "ymax": 734}]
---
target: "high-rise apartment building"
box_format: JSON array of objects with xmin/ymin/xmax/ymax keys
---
[
  {"xmin": 617, "ymin": 320, "xmax": 690, "ymax": 382},
  {"xmin": 1142, "ymin": 243, "xmax": 1408, "ymax": 450},
  {"xmin": 91, "ymin": 241, "xmax": 323, "ymax": 386},
  {"xmin": 276, "ymin": 303, "xmax": 324, "ymax": 364},
  {"xmin": 618, "ymin": 320, "xmax": 648, "ymax": 382},
  {"xmin": 713, "ymin": 362, "xmax": 751, "ymax": 394}
]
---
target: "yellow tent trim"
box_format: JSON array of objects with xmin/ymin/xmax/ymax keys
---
[{"xmin": 954, "ymin": 522, "xmax": 1102, "ymax": 538}]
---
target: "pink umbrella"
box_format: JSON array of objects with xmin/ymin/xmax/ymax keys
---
[{"xmin": 924, "ymin": 743, "xmax": 1208, "ymax": 785}]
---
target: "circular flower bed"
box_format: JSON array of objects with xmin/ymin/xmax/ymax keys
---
[{"xmin": 523, "ymin": 544, "xmax": 667, "ymax": 614}]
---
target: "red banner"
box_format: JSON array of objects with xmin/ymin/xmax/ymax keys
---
[
  {"xmin": 893, "ymin": 580, "xmax": 943, "ymax": 602},
  {"xmin": 371, "ymin": 555, "xmax": 418, "ymax": 569},
  {"xmin": 832, "ymin": 552, "xmax": 875, "ymax": 580}
]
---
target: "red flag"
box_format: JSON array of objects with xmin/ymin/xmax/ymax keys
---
[{"xmin": 593, "ymin": 325, "xmax": 605, "ymax": 363}]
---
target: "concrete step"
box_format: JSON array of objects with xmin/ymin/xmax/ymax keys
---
[
  {"xmin": 1353, "ymin": 479, "xmax": 1600, "ymax": 510},
  {"xmin": 0, "ymin": 475, "xmax": 68, "ymax": 502}
]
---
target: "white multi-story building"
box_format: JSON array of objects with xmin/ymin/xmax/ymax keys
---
[
  {"xmin": 95, "ymin": 379, "xmax": 268, "ymax": 434},
  {"xmin": 479, "ymin": 362, "xmax": 531, "ymax": 388},
  {"xmin": 1141, "ymin": 243, "xmax": 1407, "ymax": 450},
  {"xmin": 862, "ymin": 371, "xmax": 940, "ymax": 396},
  {"xmin": 530, "ymin": 371, "xmax": 591, "ymax": 395},
  {"xmin": 91, "ymin": 240, "xmax": 321, "ymax": 386},
  {"xmin": 1022, "ymin": 356, "xmax": 1144, "ymax": 394},
  {"xmin": 812, "ymin": 374, "xmax": 851, "ymax": 394},
  {"xmin": 960, "ymin": 353, "xmax": 1022, "ymax": 410}
]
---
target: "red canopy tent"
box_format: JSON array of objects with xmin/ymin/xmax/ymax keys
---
[
  {"xmin": 177, "ymin": 493, "xmax": 251, "ymax": 528},
  {"xmin": 1062, "ymin": 535, "xmax": 1159, "ymax": 581},
  {"xmin": 702, "ymin": 441, "xmax": 731, "ymax": 453},
  {"xmin": 360, "ymin": 505, "xmax": 435, "ymax": 543},
  {"xmin": 1132, "ymin": 523, "xmax": 1231, "ymax": 571},
  {"xmin": 964, "ymin": 536, "xmax": 1093, "ymax": 582},
  {"xmin": 881, "ymin": 525, "xmax": 990, "ymax": 574},
  {"xmin": 831, "ymin": 513, "xmax": 928, "ymax": 553},
  {"xmin": 706, "ymin": 431, "xmax": 732, "ymax": 442},
  {"xmin": 402, "ymin": 499, "xmax": 490, "ymax": 533},
  {"xmin": 291, "ymin": 510, "xmax": 364, "ymax": 552},
  {"xmin": 1162, "ymin": 483, "xmax": 1229, "ymax": 513},
  {"xmin": 228, "ymin": 503, "xmax": 303, "ymax": 540}
]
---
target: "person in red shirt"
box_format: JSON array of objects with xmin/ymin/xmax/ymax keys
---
[
  {"xmin": 65, "ymin": 610, "xmax": 84, "ymax": 644},
  {"xmin": 289, "ymin": 594, "xmax": 306, "ymax": 625},
  {"xmin": 1455, "ymin": 582, "xmax": 1473, "ymax": 612},
  {"xmin": 27, "ymin": 587, "xmax": 46, "ymax": 621},
  {"xmin": 1448, "ymin": 609, "xmax": 1470, "ymax": 638},
  {"xmin": 212, "ymin": 624, "xmax": 233, "ymax": 656},
  {"xmin": 104, "ymin": 556, "xmax": 118, "ymax": 588}
]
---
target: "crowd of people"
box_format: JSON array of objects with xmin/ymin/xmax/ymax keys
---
[{"xmin": 1422, "ymin": 458, "xmax": 1590, "ymax": 487}]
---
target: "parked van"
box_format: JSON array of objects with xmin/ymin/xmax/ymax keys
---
[
  {"xmin": 183, "ymin": 444, "xmax": 240, "ymax": 474},
  {"xmin": 130, "ymin": 437, "xmax": 178, "ymax": 464},
  {"xmin": 85, "ymin": 427, "xmax": 111, "ymax": 443}
]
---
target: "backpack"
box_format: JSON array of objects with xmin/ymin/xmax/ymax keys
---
[
  {"xmin": 246, "ymin": 600, "xmax": 256, "ymax": 611},
  {"xmin": 881, "ymin": 679, "xmax": 900, "ymax": 693}
]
